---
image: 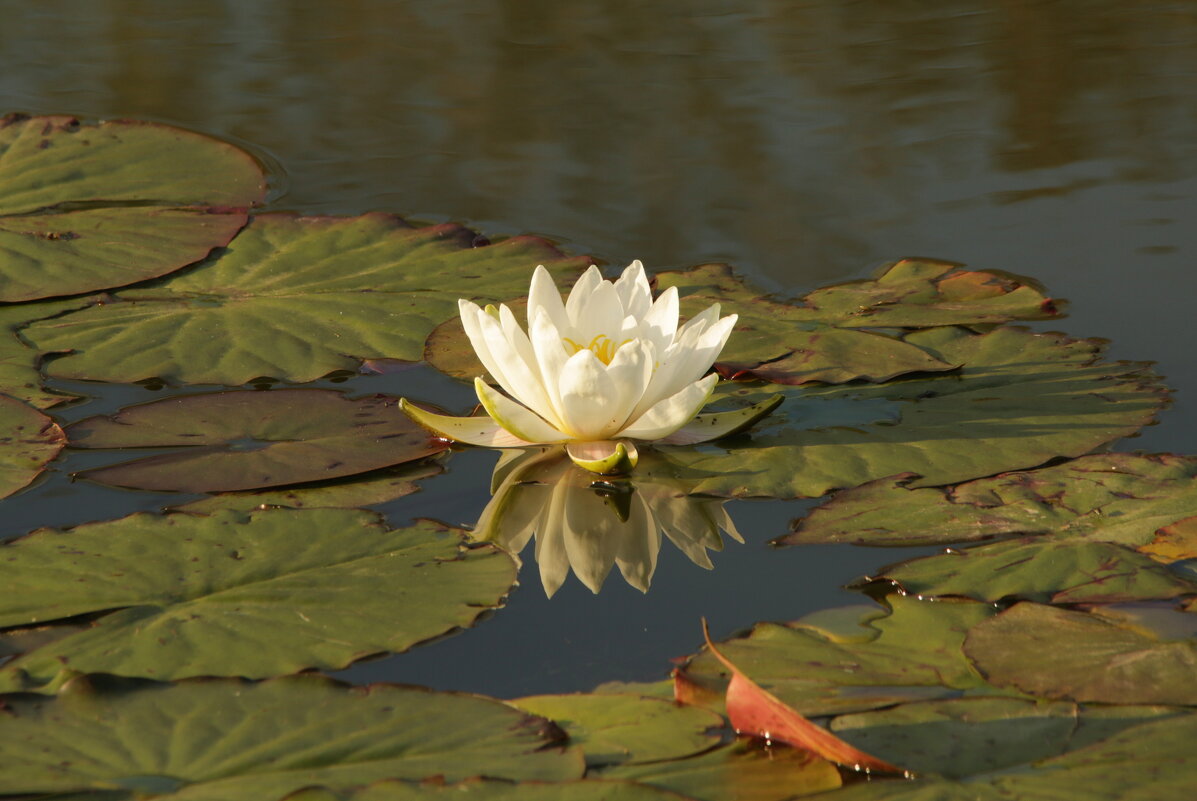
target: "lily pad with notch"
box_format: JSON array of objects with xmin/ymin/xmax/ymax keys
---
[
  {"xmin": 0, "ymin": 673, "xmax": 582, "ymax": 799},
  {"xmin": 0, "ymin": 508, "xmax": 516, "ymax": 692},
  {"xmin": 0, "ymin": 113, "xmax": 266, "ymax": 302},
  {"xmin": 655, "ymin": 326, "xmax": 1165, "ymax": 499},
  {"xmin": 0, "ymin": 296, "xmax": 90, "ymax": 408},
  {"xmin": 0, "ymin": 394, "xmax": 65, "ymax": 500},
  {"xmin": 24, "ymin": 212, "xmax": 588, "ymax": 385},
  {"xmin": 68, "ymin": 389, "xmax": 449, "ymax": 493}
]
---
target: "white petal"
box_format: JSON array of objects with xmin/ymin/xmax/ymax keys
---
[
  {"xmin": 619, "ymin": 373, "xmax": 718, "ymax": 440},
  {"xmin": 529, "ymin": 308, "xmax": 571, "ymax": 423},
  {"xmin": 461, "ymin": 300, "xmax": 556, "ymax": 421},
  {"xmin": 604, "ymin": 339, "xmax": 654, "ymax": 431},
  {"xmin": 571, "ymin": 279, "xmax": 625, "ymax": 344},
  {"xmin": 474, "ymin": 379, "xmax": 569, "ymax": 444},
  {"xmin": 658, "ymin": 394, "xmax": 783, "ymax": 445},
  {"xmin": 556, "ymin": 349, "xmax": 622, "ymax": 440},
  {"xmin": 613, "ymin": 260, "xmax": 652, "ymax": 319},
  {"xmin": 633, "ymin": 313, "xmax": 736, "ymax": 418},
  {"xmin": 527, "ymin": 265, "xmax": 570, "ymax": 335},
  {"xmin": 496, "ymin": 304, "xmax": 565, "ymax": 428},
  {"xmin": 399, "ymin": 399, "xmax": 536, "ymax": 448},
  {"xmin": 565, "ymin": 265, "xmax": 603, "ymax": 326},
  {"xmin": 458, "ymin": 300, "xmax": 513, "ymax": 387},
  {"xmin": 640, "ymin": 285, "xmax": 680, "ymax": 350}
]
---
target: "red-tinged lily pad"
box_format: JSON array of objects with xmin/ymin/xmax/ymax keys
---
[
  {"xmin": 0, "ymin": 394, "xmax": 65, "ymax": 499},
  {"xmin": 68, "ymin": 389, "xmax": 448, "ymax": 493},
  {"xmin": 868, "ymin": 537, "xmax": 1197, "ymax": 604},
  {"xmin": 24, "ymin": 212, "xmax": 588, "ymax": 385},
  {"xmin": 0, "ymin": 113, "xmax": 266, "ymax": 302},
  {"xmin": 0, "ymin": 674, "xmax": 583, "ymax": 798},
  {"xmin": 781, "ymin": 453, "xmax": 1197, "ymax": 548},
  {"xmin": 659, "ymin": 326, "xmax": 1165, "ymax": 499},
  {"xmin": 0, "ymin": 509, "xmax": 516, "ymax": 691},
  {"xmin": 676, "ymin": 597, "xmax": 998, "ymax": 719},
  {"xmin": 697, "ymin": 621, "xmax": 905, "ymax": 774},
  {"xmin": 963, "ymin": 602, "xmax": 1197, "ymax": 705}
]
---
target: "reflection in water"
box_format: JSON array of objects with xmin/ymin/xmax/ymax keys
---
[{"xmin": 473, "ymin": 447, "xmax": 741, "ymax": 597}]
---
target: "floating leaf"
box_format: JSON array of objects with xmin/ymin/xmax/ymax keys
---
[
  {"xmin": 964, "ymin": 602, "xmax": 1197, "ymax": 705},
  {"xmin": 170, "ymin": 459, "xmax": 444, "ymax": 514},
  {"xmin": 598, "ymin": 741, "xmax": 843, "ymax": 801},
  {"xmin": 511, "ymin": 693, "xmax": 723, "ymax": 768},
  {"xmin": 828, "ymin": 697, "xmax": 1178, "ymax": 780},
  {"xmin": 25, "ymin": 213, "xmax": 587, "ymax": 385},
  {"xmin": 0, "ymin": 297, "xmax": 88, "ymax": 407},
  {"xmin": 781, "ymin": 453, "xmax": 1197, "ymax": 548},
  {"xmin": 871, "ymin": 537, "xmax": 1197, "ymax": 604},
  {"xmin": 68, "ymin": 389, "xmax": 448, "ymax": 493},
  {"xmin": 811, "ymin": 711, "xmax": 1197, "ymax": 801},
  {"xmin": 698, "ymin": 621, "xmax": 904, "ymax": 774},
  {"xmin": 0, "ymin": 509, "xmax": 515, "ymax": 691},
  {"xmin": 284, "ymin": 778, "xmax": 695, "ymax": 801},
  {"xmin": 0, "ymin": 394, "xmax": 65, "ymax": 499},
  {"xmin": 0, "ymin": 113, "xmax": 265, "ymax": 302},
  {"xmin": 676, "ymin": 597, "xmax": 996, "ymax": 718},
  {"xmin": 657, "ymin": 326, "xmax": 1164, "ymax": 499},
  {"xmin": 0, "ymin": 674, "xmax": 582, "ymax": 798}
]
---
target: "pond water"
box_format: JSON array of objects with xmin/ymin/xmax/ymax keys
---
[{"xmin": 3, "ymin": 0, "xmax": 1196, "ymax": 705}]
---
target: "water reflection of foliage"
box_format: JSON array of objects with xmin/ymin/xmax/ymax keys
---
[{"xmin": 472, "ymin": 447, "xmax": 742, "ymax": 597}]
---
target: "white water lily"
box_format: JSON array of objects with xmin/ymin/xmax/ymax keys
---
[{"xmin": 401, "ymin": 260, "xmax": 780, "ymax": 473}]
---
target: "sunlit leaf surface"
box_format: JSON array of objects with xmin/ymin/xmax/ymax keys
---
[
  {"xmin": 512, "ymin": 693, "xmax": 723, "ymax": 767},
  {"xmin": 655, "ymin": 326, "xmax": 1164, "ymax": 498},
  {"xmin": 0, "ymin": 114, "xmax": 265, "ymax": 302},
  {"xmin": 0, "ymin": 674, "xmax": 583, "ymax": 799},
  {"xmin": 782, "ymin": 453, "xmax": 1197, "ymax": 547},
  {"xmin": 24, "ymin": 213, "xmax": 588, "ymax": 385},
  {"xmin": 0, "ymin": 509, "xmax": 516, "ymax": 691},
  {"xmin": 67, "ymin": 389, "xmax": 449, "ymax": 493},
  {"xmin": 0, "ymin": 394, "xmax": 65, "ymax": 499}
]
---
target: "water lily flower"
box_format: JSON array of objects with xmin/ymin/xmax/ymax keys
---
[{"xmin": 401, "ymin": 260, "xmax": 780, "ymax": 473}]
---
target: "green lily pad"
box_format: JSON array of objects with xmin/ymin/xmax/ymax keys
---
[
  {"xmin": 24, "ymin": 213, "xmax": 588, "ymax": 385},
  {"xmin": 781, "ymin": 453, "xmax": 1197, "ymax": 548},
  {"xmin": 0, "ymin": 393, "xmax": 65, "ymax": 499},
  {"xmin": 676, "ymin": 596, "xmax": 997, "ymax": 718},
  {"xmin": 828, "ymin": 697, "xmax": 1179, "ymax": 780},
  {"xmin": 871, "ymin": 537, "xmax": 1197, "ymax": 604},
  {"xmin": 511, "ymin": 693, "xmax": 723, "ymax": 768},
  {"xmin": 68, "ymin": 389, "xmax": 449, "ymax": 493},
  {"xmin": 170, "ymin": 458, "xmax": 445, "ymax": 514},
  {"xmin": 0, "ymin": 113, "xmax": 265, "ymax": 302},
  {"xmin": 0, "ymin": 674, "xmax": 582, "ymax": 799},
  {"xmin": 0, "ymin": 297, "xmax": 89, "ymax": 408},
  {"xmin": 597, "ymin": 741, "xmax": 842, "ymax": 801},
  {"xmin": 0, "ymin": 509, "xmax": 516, "ymax": 691},
  {"xmin": 657, "ymin": 326, "xmax": 1164, "ymax": 499},
  {"xmin": 810, "ymin": 711, "xmax": 1197, "ymax": 801},
  {"xmin": 963, "ymin": 602, "xmax": 1197, "ymax": 705},
  {"xmin": 284, "ymin": 778, "xmax": 694, "ymax": 801}
]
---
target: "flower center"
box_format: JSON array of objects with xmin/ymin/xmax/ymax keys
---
[{"xmin": 562, "ymin": 334, "xmax": 630, "ymax": 365}]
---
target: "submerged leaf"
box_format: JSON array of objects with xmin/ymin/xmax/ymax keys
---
[
  {"xmin": 0, "ymin": 509, "xmax": 516, "ymax": 690},
  {"xmin": 68, "ymin": 389, "xmax": 448, "ymax": 493},
  {"xmin": 25, "ymin": 213, "xmax": 587, "ymax": 385},
  {"xmin": 0, "ymin": 113, "xmax": 265, "ymax": 302}
]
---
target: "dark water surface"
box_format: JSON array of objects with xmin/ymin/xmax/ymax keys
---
[{"xmin": 3, "ymin": 1, "xmax": 1196, "ymax": 697}]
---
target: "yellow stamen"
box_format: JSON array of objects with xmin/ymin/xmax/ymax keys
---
[{"xmin": 562, "ymin": 334, "xmax": 632, "ymax": 365}]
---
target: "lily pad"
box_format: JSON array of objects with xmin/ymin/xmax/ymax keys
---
[
  {"xmin": 24, "ymin": 213, "xmax": 588, "ymax": 385},
  {"xmin": 781, "ymin": 453, "xmax": 1197, "ymax": 548},
  {"xmin": 0, "ymin": 297, "xmax": 89, "ymax": 407},
  {"xmin": 597, "ymin": 741, "xmax": 842, "ymax": 801},
  {"xmin": 871, "ymin": 537, "xmax": 1197, "ymax": 604},
  {"xmin": 675, "ymin": 596, "xmax": 997, "ymax": 718},
  {"xmin": 68, "ymin": 389, "xmax": 449, "ymax": 493},
  {"xmin": 810, "ymin": 711, "xmax": 1197, "ymax": 801},
  {"xmin": 511, "ymin": 693, "xmax": 724, "ymax": 768},
  {"xmin": 0, "ymin": 509, "xmax": 516, "ymax": 691},
  {"xmin": 0, "ymin": 113, "xmax": 266, "ymax": 302},
  {"xmin": 0, "ymin": 674, "xmax": 582, "ymax": 799},
  {"xmin": 284, "ymin": 778, "xmax": 696, "ymax": 801},
  {"xmin": 0, "ymin": 394, "xmax": 65, "ymax": 499},
  {"xmin": 964, "ymin": 602, "xmax": 1197, "ymax": 705},
  {"xmin": 656, "ymin": 326, "xmax": 1164, "ymax": 499},
  {"xmin": 170, "ymin": 459, "xmax": 445, "ymax": 514}
]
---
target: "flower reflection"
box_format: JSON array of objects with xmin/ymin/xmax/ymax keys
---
[{"xmin": 472, "ymin": 447, "xmax": 742, "ymax": 597}]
